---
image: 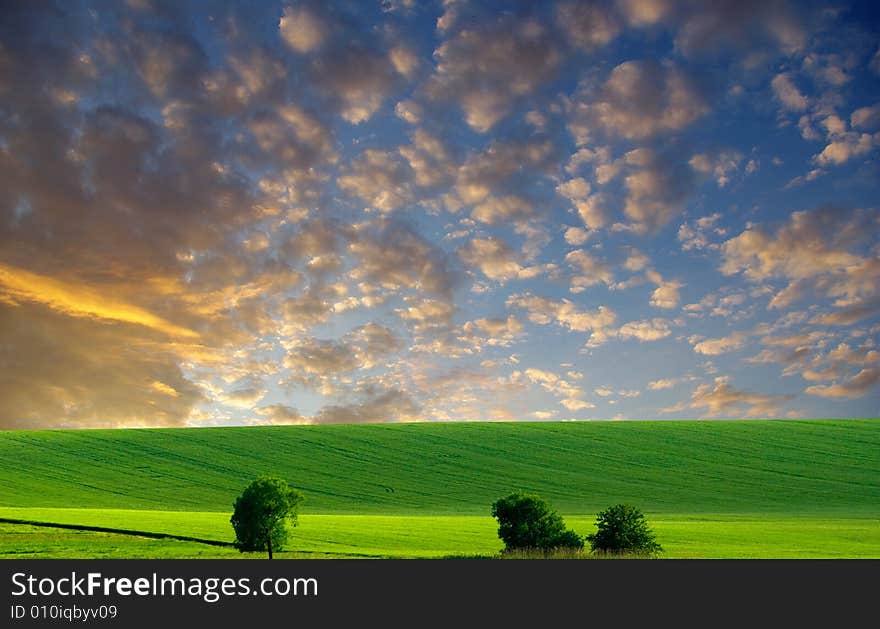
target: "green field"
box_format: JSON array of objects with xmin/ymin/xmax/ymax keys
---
[{"xmin": 1, "ymin": 420, "xmax": 879, "ymax": 558}]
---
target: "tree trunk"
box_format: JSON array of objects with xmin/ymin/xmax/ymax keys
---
[{"xmin": 267, "ymin": 534, "xmax": 273, "ymax": 560}]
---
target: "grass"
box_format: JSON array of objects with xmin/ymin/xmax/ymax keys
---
[
  {"xmin": 0, "ymin": 419, "xmax": 878, "ymax": 558},
  {"xmin": 1, "ymin": 509, "xmax": 877, "ymax": 559},
  {"xmin": 1, "ymin": 419, "xmax": 879, "ymax": 515}
]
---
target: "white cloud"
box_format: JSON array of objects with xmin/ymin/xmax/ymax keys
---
[
  {"xmin": 507, "ymin": 292, "xmax": 617, "ymax": 346},
  {"xmin": 565, "ymin": 249, "xmax": 614, "ymax": 293},
  {"xmin": 691, "ymin": 332, "xmax": 748, "ymax": 355},
  {"xmin": 618, "ymin": 318, "xmax": 672, "ymax": 341},
  {"xmin": 458, "ymin": 237, "xmax": 554, "ymax": 284},
  {"xmin": 645, "ymin": 269, "xmax": 682, "ymax": 309}
]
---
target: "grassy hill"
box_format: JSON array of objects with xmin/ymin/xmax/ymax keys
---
[{"xmin": 2, "ymin": 419, "xmax": 878, "ymax": 516}]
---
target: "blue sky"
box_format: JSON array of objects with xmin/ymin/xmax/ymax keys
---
[{"xmin": 0, "ymin": 0, "xmax": 878, "ymax": 428}]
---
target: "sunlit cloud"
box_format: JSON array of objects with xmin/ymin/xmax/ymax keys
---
[{"xmin": 0, "ymin": 264, "xmax": 199, "ymax": 339}]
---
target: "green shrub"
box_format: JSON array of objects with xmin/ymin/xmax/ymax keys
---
[{"xmin": 586, "ymin": 504, "xmax": 662, "ymax": 555}]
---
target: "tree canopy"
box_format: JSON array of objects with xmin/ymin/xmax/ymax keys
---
[
  {"xmin": 230, "ymin": 475, "xmax": 304, "ymax": 559},
  {"xmin": 490, "ymin": 491, "xmax": 583, "ymax": 552}
]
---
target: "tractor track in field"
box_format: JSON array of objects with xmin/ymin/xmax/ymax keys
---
[{"xmin": 0, "ymin": 517, "xmax": 233, "ymax": 547}]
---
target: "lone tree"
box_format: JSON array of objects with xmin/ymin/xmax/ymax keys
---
[
  {"xmin": 586, "ymin": 504, "xmax": 662, "ymax": 555},
  {"xmin": 490, "ymin": 491, "xmax": 583, "ymax": 553},
  {"xmin": 230, "ymin": 475, "xmax": 304, "ymax": 559}
]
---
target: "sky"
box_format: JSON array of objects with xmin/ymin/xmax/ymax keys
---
[{"xmin": 0, "ymin": 0, "xmax": 878, "ymax": 429}]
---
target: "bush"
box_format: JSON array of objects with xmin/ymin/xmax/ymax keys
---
[
  {"xmin": 586, "ymin": 504, "xmax": 662, "ymax": 555},
  {"xmin": 490, "ymin": 491, "xmax": 584, "ymax": 552}
]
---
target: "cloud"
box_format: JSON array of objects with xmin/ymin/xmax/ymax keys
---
[
  {"xmin": 564, "ymin": 227, "xmax": 592, "ymax": 246},
  {"xmin": 566, "ymin": 146, "xmax": 621, "ymax": 185},
  {"xmin": 768, "ymin": 279, "xmax": 807, "ymax": 310},
  {"xmin": 618, "ymin": 318, "xmax": 672, "ymax": 341},
  {"xmin": 462, "ymin": 315, "xmax": 524, "ymax": 346},
  {"xmin": 617, "ymin": 0, "xmax": 670, "ymax": 27},
  {"xmin": 678, "ymin": 213, "xmax": 725, "ymax": 251},
  {"xmin": 219, "ymin": 381, "xmax": 267, "ymax": 409},
  {"xmin": 309, "ymin": 45, "xmax": 398, "ymax": 124},
  {"xmin": 802, "ymin": 52, "xmax": 854, "ymax": 88},
  {"xmin": 811, "ymin": 299, "xmax": 880, "ymax": 326},
  {"xmin": 745, "ymin": 347, "xmax": 811, "ymax": 375},
  {"xmin": 689, "ymin": 151, "xmax": 745, "ymax": 188},
  {"xmin": 555, "ymin": 2, "xmax": 620, "ymax": 50},
  {"xmin": 458, "ymin": 237, "xmax": 554, "ymax": 283},
  {"xmin": 827, "ymin": 343, "xmax": 880, "ymax": 366},
  {"xmin": 339, "ymin": 150, "xmax": 412, "ymax": 213},
  {"xmin": 667, "ymin": 377, "xmax": 793, "ymax": 418},
  {"xmin": 284, "ymin": 338, "xmax": 358, "ymax": 380},
  {"xmin": 1, "ymin": 0, "xmax": 873, "ymax": 428},
  {"xmin": 568, "ymin": 60, "xmax": 709, "ymax": 142},
  {"xmin": 283, "ymin": 323, "xmax": 401, "ymax": 391},
  {"xmin": 624, "ymin": 248, "xmax": 651, "ymax": 272},
  {"xmin": 721, "ymin": 208, "xmax": 880, "ymax": 315},
  {"xmin": 813, "ymin": 132, "xmax": 878, "ymax": 166},
  {"xmin": 395, "ymin": 100, "xmax": 423, "ymax": 124},
  {"xmin": 349, "ymin": 219, "xmax": 456, "ymax": 300},
  {"xmin": 771, "ymin": 72, "xmax": 808, "ymax": 111},
  {"xmin": 805, "ymin": 368, "xmax": 879, "ymax": 399},
  {"xmin": 673, "ymin": 1, "xmax": 805, "ymax": 57},
  {"xmin": 645, "ymin": 269, "xmax": 682, "ymax": 309},
  {"xmin": 132, "ymin": 28, "xmax": 210, "ymax": 101},
  {"xmin": 389, "ymin": 45, "xmax": 419, "ymax": 79},
  {"xmin": 398, "ymin": 129, "xmax": 456, "ymax": 189},
  {"xmin": 691, "ymin": 332, "xmax": 748, "ymax": 355},
  {"xmin": 281, "ymin": 291, "xmax": 333, "ymax": 331},
  {"xmin": 426, "ymin": 14, "xmax": 562, "ymax": 132},
  {"xmin": 397, "ymin": 297, "xmax": 456, "ymax": 334},
  {"xmin": 455, "ymin": 137, "xmax": 559, "ymax": 208},
  {"xmin": 565, "ymin": 249, "xmax": 614, "ymax": 293},
  {"xmin": 851, "ymin": 104, "xmax": 880, "ymax": 130},
  {"xmin": 648, "ymin": 376, "xmax": 694, "ymax": 390},
  {"xmin": 521, "ymin": 368, "xmax": 593, "ymax": 412},
  {"xmin": 556, "ymin": 177, "xmax": 592, "ymax": 201},
  {"xmin": 471, "ymin": 196, "xmax": 536, "ymax": 225},
  {"xmin": 279, "ymin": 5, "xmax": 328, "ymax": 53},
  {"xmin": 0, "ymin": 263, "xmax": 198, "ymax": 339},
  {"xmin": 253, "ymin": 404, "xmax": 309, "ymax": 425},
  {"xmin": 0, "ymin": 303, "xmax": 205, "ymax": 429},
  {"xmin": 620, "ymin": 148, "xmax": 695, "ymax": 232},
  {"xmin": 312, "ymin": 388, "xmax": 420, "ymax": 424},
  {"xmin": 507, "ymin": 292, "xmax": 617, "ymax": 346},
  {"xmin": 573, "ymin": 194, "xmax": 610, "ymax": 231}
]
